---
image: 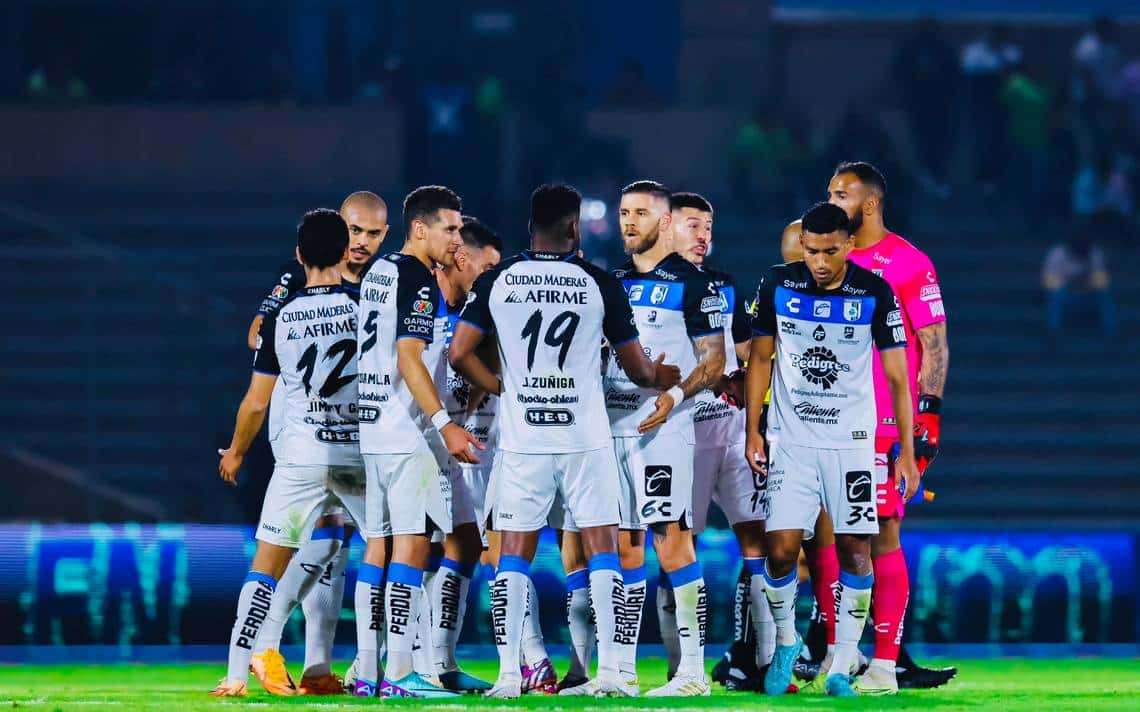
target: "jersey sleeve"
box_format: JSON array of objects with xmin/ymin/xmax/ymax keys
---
[
  {"xmin": 730, "ymin": 281, "xmax": 752, "ymax": 344},
  {"xmin": 256, "ymin": 261, "xmax": 304, "ymax": 317},
  {"xmin": 750, "ymin": 269, "xmax": 779, "ymax": 336},
  {"xmin": 395, "ymin": 261, "xmax": 436, "ymax": 342},
  {"xmin": 872, "ymin": 281, "xmax": 908, "ymax": 351},
  {"xmin": 598, "ymin": 272, "xmax": 639, "ymax": 346},
  {"xmin": 457, "ymin": 269, "xmax": 497, "ymax": 334},
  {"xmin": 897, "ymin": 250, "xmax": 946, "ymax": 330},
  {"xmin": 683, "ymin": 271, "xmax": 724, "ymax": 339},
  {"xmin": 251, "ymin": 313, "xmax": 281, "ymax": 375}
]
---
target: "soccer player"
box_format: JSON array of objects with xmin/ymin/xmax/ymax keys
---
[
  {"xmin": 353, "ymin": 186, "xmax": 482, "ymax": 698},
  {"xmin": 604, "ymin": 180, "xmax": 727, "ymax": 697},
  {"xmin": 827, "ymin": 161, "xmax": 952, "ymax": 693},
  {"xmin": 246, "ymin": 190, "xmax": 389, "ymax": 696},
  {"xmin": 211, "ymin": 209, "xmax": 368, "ymax": 697},
  {"xmin": 664, "ymin": 192, "xmax": 774, "ymax": 688},
  {"xmin": 745, "ymin": 202, "xmax": 919, "ymax": 698},
  {"xmin": 423, "ymin": 216, "xmax": 502, "ymax": 692},
  {"xmin": 448, "ymin": 183, "xmax": 681, "ymax": 699}
]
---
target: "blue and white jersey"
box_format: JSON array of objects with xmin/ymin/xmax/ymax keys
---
[
  {"xmin": 436, "ymin": 299, "xmax": 500, "ymax": 451},
  {"xmin": 751, "ymin": 260, "xmax": 905, "ymax": 449},
  {"xmin": 691, "ymin": 265, "xmax": 752, "ymax": 445},
  {"xmin": 605, "ymin": 252, "xmax": 721, "ymax": 441}
]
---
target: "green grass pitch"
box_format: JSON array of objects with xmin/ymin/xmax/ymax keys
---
[{"xmin": 1, "ymin": 657, "xmax": 1138, "ymax": 711}]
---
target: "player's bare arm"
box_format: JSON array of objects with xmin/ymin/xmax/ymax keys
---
[
  {"xmin": 218, "ymin": 372, "xmax": 277, "ymax": 485},
  {"xmin": 399, "ymin": 336, "xmax": 484, "ymax": 464},
  {"xmin": 744, "ymin": 335, "xmax": 774, "ymax": 475},
  {"xmin": 613, "ymin": 339, "xmax": 681, "ymax": 390},
  {"xmin": 639, "ymin": 331, "xmax": 724, "ymax": 433},
  {"xmin": 880, "ymin": 346, "xmax": 920, "ymax": 500},
  {"xmin": 916, "ymin": 321, "xmax": 949, "ymax": 397},
  {"xmin": 448, "ymin": 322, "xmax": 502, "ymax": 396},
  {"xmin": 246, "ymin": 315, "xmax": 263, "ymax": 350}
]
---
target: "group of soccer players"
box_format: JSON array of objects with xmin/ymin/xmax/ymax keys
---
[{"xmin": 211, "ymin": 159, "xmax": 950, "ymax": 699}]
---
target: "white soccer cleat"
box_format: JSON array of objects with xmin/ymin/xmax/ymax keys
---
[
  {"xmin": 485, "ymin": 676, "xmax": 523, "ymax": 698},
  {"xmin": 645, "ymin": 672, "xmax": 710, "ymax": 697},
  {"xmin": 854, "ymin": 662, "xmax": 899, "ymax": 696},
  {"xmin": 594, "ymin": 671, "xmax": 638, "ymax": 697},
  {"xmin": 557, "ymin": 678, "xmax": 599, "ymax": 697}
]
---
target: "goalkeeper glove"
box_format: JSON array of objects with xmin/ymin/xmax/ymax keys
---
[{"xmin": 913, "ymin": 394, "xmax": 941, "ymax": 474}]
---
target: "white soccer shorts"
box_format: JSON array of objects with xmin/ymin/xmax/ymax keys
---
[
  {"xmin": 490, "ymin": 448, "xmax": 620, "ymax": 532},
  {"xmin": 454, "ymin": 454, "xmax": 493, "ymax": 530},
  {"xmin": 362, "ymin": 447, "xmax": 453, "ymax": 538},
  {"xmin": 614, "ymin": 431, "xmax": 695, "ymax": 530},
  {"xmin": 763, "ymin": 440, "xmax": 878, "ymax": 537},
  {"xmin": 691, "ymin": 432, "xmax": 766, "ymax": 535},
  {"xmin": 256, "ymin": 464, "xmax": 366, "ymax": 548}
]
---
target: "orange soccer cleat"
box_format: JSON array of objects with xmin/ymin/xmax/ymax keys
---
[
  {"xmin": 250, "ymin": 649, "xmax": 298, "ymax": 696},
  {"xmin": 299, "ymin": 671, "xmax": 346, "ymax": 696},
  {"xmin": 208, "ymin": 678, "xmax": 248, "ymax": 697}
]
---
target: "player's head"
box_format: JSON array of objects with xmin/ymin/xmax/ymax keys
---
[
  {"xmin": 828, "ymin": 161, "xmax": 886, "ymax": 234},
  {"xmin": 800, "ymin": 202, "xmax": 853, "ymax": 288},
  {"xmin": 453, "ymin": 216, "xmax": 503, "ymax": 291},
  {"xmin": 781, "ymin": 219, "xmax": 804, "ymax": 262},
  {"xmin": 529, "ymin": 183, "xmax": 582, "ymax": 251},
  {"xmin": 339, "ymin": 191, "xmax": 389, "ymax": 268},
  {"xmin": 670, "ymin": 192, "xmax": 713, "ymax": 266},
  {"xmin": 619, "ymin": 180, "xmax": 672, "ymax": 255},
  {"xmin": 296, "ymin": 208, "xmax": 349, "ymax": 269},
  {"xmin": 403, "ymin": 185, "xmax": 464, "ymax": 267}
]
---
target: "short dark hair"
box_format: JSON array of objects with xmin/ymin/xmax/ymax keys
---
[
  {"xmin": 621, "ymin": 180, "xmax": 672, "ymax": 206},
  {"xmin": 834, "ymin": 161, "xmax": 887, "ymax": 197},
  {"xmin": 530, "ymin": 183, "xmax": 582, "ymax": 231},
  {"xmin": 670, "ymin": 191, "xmax": 713, "ymax": 214},
  {"xmin": 801, "ymin": 202, "xmax": 850, "ymax": 236},
  {"xmin": 402, "ymin": 185, "xmax": 462, "ymax": 235},
  {"xmin": 297, "ymin": 208, "xmax": 348, "ymax": 268},
  {"xmin": 460, "ymin": 215, "xmax": 503, "ymax": 253}
]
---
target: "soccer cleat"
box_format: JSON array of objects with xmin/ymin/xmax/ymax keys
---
[
  {"xmin": 521, "ymin": 657, "xmax": 558, "ymax": 694},
  {"xmin": 249, "ymin": 649, "xmax": 298, "ymax": 696},
  {"xmin": 556, "ymin": 678, "xmax": 597, "ymax": 697},
  {"xmin": 299, "ymin": 671, "xmax": 345, "ymax": 695},
  {"xmin": 557, "ymin": 672, "xmax": 590, "ymax": 692},
  {"xmin": 712, "ymin": 640, "xmax": 758, "ymax": 687},
  {"xmin": 646, "ymin": 673, "xmax": 711, "ymax": 697},
  {"xmin": 208, "ymin": 678, "xmax": 247, "ymax": 697},
  {"xmin": 485, "ymin": 676, "xmax": 523, "ymax": 698},
  {"xmin": 353, "ymin": 678, "xmax": 378, "ymax": 697},
  {"xmin": 342, "ymin": 655, "xmax": 360, "ymax": 694},
  {"xmin": 722, "ymin": 645, "xmax": 765, "ymax": 691},
  {"xmin": 439, "ymin": 669, "xmax": 494, "ymax": 693},
  {"xmin": 854, "ymin": 663, "xmax": 898, "ymax": 696},
  {"xmin": 380, "ymin": 672, "xmax": 460, "ymax": 699},
  {"xmin": 897, "ymin": 664, "xmax": 958, "ymax": 689},
  {"xmin": 825, "ymin": 673, "xmax": 859, "ymax": 697},
  {"xmin": 764, "ymin": 635, "xmax": 803, "ymax": 696}
]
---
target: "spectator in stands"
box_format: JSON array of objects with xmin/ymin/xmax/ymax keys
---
[
  {"xmin": 961, "ymin": 25, "xmax": 1021, "ymax": 192},
  {"xmin": 1042, "ymin": 219, "xmax": 1116, "ymax": 337},
  {"xmin": 1001, "ymin": 60, "xmax": 1053, "ymax": 215}
]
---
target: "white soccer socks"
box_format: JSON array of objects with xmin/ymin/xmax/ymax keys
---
[
  {"xmin": 226, "ymin": 571, "xmax": 278, "ymax": 683},
  {"xmin": 587, "ymin": 553, "xmax": 624, "ymax": 677},
  {"xmin": 301, "ymin": 531, "xmax": 350, "ymax": 677},
  {"xmin": 565, "ymin": 568, "xmax": 595, "ymax": 680},
  {"xmin": 431, "ymin": 557, "xmax": 475, "ymax": 674},
  {"xmin": 762, "ymin": 563, "xmax": 800, "ymax": 647},
  {"xmin": 353, "ymin": 562, "xmax": 385, "ymax": 686},
  {"xmin": 253, "ymin": 528, "xmax": 342, "ymax": 655},
  {"xmin": 667, "ymin": 562, "xmax": 708, "ymax": 679},
  {"xmin": 745, "ymin": 557, "xmax": 776, "ymax": 666},
  {"xmin": 492, "ymin": 555, "xmax": 530, "ymax": 683},
  {"xmin": 385, "ymin": 563, "xmax": 425, "ymax": 681},
  {"xmin": 831, "ymin": 571, "xmax": 873, "ymax": 679},
  {"xmin": 656, "ymin": 577, "xmax": 680, "ymax": 677},
  {"xmin": 521, "ymin": 576, "xmax": 549, "ymax": 666},
  {"xmin": 617, "ymin": 566, "xmax": 646, "ymax": 683}
]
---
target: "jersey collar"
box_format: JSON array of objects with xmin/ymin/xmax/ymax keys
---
[{"xmin": 522, "ymin": 249, "xmax": 575, "ymax": 261}]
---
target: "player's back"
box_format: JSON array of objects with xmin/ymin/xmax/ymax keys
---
[
  {"xmin": 461, "ymin": 250, "xmax": 632, "ymax": 454},
  {"xmin": 357, "ymin": 252, "xmax": 440, "ymax": 454},
  {"xmin": 254, "ymin": 284, "xmax": 362, "ymax": 466},
  {"xmin": 752, "ymin": 260, "xmax": 905, "ymax": 449}
]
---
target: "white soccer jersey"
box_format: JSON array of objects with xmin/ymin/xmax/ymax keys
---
[
  {"xmin": 751, "ymin": 260, "xmax": 906, "ymax": 449},
  {"xmin": 691, "ymin": 265, "xmax": 752, "ymax": 446},
  {"xmin": 458, "ymin": 249, "xmax": 640, "ymax": 454},
  {"xmin": 252, "ymin": 284, "xmax": 362, "ymax": 466},
  {"xmin": 605, "ymin": 252, "xmax": 722, "ymax": 441},
  {"xmin": 357, "ymin": 252, "xmax": 440, "ymax": 455},
  {"xmin": 438, "ymin": 304, "xmax": 500, "ymax": 449}
]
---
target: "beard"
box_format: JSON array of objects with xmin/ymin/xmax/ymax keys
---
[
  {"xmin": 623, "ymin": 225, "xmax": 659, "ymax": 255},
  {"xmin": 847, "ymin": 208, "xmax": 864, "ymax": 234}
]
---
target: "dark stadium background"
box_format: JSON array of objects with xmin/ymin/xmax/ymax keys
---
[{"xmin": 0, "ymin": 0, "xmax": 1137, "ymax": 657}]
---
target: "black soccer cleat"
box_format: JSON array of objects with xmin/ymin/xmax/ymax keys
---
[
  {"xmin": 712, "ymin": 640, "xmax": 759, "ymax": 687},
  {"xmin": 895, "ymin": 645, "xmax": 957, "ymax": 689}
]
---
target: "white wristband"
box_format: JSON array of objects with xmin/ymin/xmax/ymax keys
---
[
  {"xmin": 666, "ymin": 386, "xmax": 684, "ymax": 405},
  {"xmin": 431, "ymin": 409, "xmax": 452, "ymax": 433}
]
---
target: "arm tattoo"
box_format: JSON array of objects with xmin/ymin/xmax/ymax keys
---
[
  {"xmin": 917, "ymin": 322, "xmax": 949, "ymax": 397},
  {"xmin": 681, "ymin": 333, "xmax": 727, "ymax": 400}
]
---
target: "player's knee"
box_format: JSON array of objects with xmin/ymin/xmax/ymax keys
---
[
  {"xmin": 733, "ymin": 521, "xmax": 766, "ymax": 557},
  {"xmin": 871, "ymin": 517, "xmax": 901, "ymax": 557},
  {"xmin": 836, "ymin": 534, "xmax": 873, "ymax": 575}
]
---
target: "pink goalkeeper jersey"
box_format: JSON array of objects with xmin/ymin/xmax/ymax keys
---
[{"xmin": 848, "ymin": 232, "xmax": 946, "ymax": 440}]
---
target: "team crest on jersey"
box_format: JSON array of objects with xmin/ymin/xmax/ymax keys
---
[
  {"xmin": 843, "ymin": 299, "xmax": 862, "ymax": 322},
  {"xmin": 628, "ymin": 284, "xmax": 644, "ymax": 301},
  {"xmin": 413, "ymin": 299, "xmax": 433, "ymax": 314},
  {"xmin": 650, "ymin": 285, "xmax": 669, "ymax": 305}
]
